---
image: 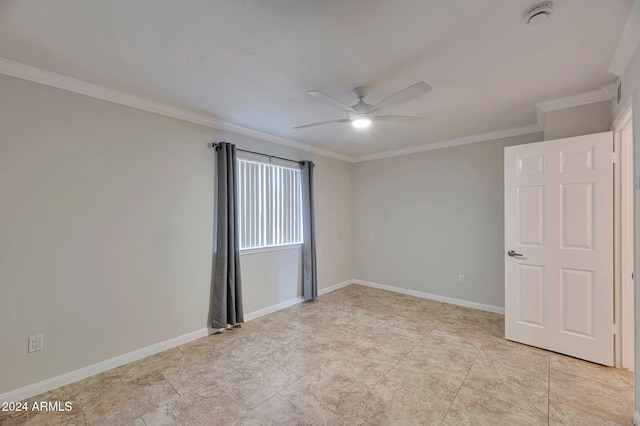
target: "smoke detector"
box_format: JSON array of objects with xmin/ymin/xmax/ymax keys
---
[{"xmin": 524, "ymin": 2, "xmax": 553, "ymax": 25}]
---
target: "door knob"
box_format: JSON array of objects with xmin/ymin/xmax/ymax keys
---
[{"xmin": 507, "ymin": 250, "xmax": 523, "ymax": 257}]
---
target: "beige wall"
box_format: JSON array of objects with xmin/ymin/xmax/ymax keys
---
[
  {"xmin": 1, "ymin": 44, "xmax": 627, "ymax": 397},
  {"xmin": 544, "ymin": 100, "xmax": 612, "ymax": 140},
  {"xmin": 352, "ymin": 132, "xmax": 544, "ymax": 309},
  {"xmin": 0, "ymin": 74, "xmax": 352, "ymax": 394}
]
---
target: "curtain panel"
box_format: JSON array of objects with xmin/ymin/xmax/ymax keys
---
[
  {"xmin": 301, "ymin": 160, "xmax": 318, "ymax": 301},
  {"xmin": 212, "ymin": 142, "xmax": 244, "ymax": 328}
]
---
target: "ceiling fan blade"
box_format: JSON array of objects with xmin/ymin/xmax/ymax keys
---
[
  {"xmin": 293, "ymin": 119, "xmax": 350, "ymax": 129},
  {"xmin": 307, "ymin": 90, "xmax": 357, "ymax": 113},
  {"xmin": 373, "ymin": 82, "xmax": 432, "ymax": 112},
  {"xmin": 375, "ymin": 115, "xmax": 426, "ymax": 122}
]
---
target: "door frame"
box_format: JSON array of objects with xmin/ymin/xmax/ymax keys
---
[{"xmin": 613, "ymin": 99, "xmax": 634, "ymax": 370}]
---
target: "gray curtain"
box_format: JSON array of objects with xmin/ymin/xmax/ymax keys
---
[
  {"xmin": 212, "ymin": 142, "xmax": 244, "ymax": 329},
  {"xmin": 301, "ymin": 161, "xmax": 318, "ymax": 301}
]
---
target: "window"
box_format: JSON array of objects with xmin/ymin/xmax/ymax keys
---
[{"xmin": 237, "ymin": 158, "xmax": 303, "ymax": 250}]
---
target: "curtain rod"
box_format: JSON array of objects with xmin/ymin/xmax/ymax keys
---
[{"xmin": 209, "ymin": 142, "xmax": 303, "ymax": 165}]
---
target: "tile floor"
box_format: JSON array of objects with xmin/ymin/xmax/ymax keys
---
[{"xmin": 1, "ymin": 284, "xmax": 634, "ymax": 425}]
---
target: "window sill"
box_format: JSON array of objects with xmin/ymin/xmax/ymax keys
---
[{"xmin": 240, "ymin": 244, "xmax": 303, "ymax": 256}]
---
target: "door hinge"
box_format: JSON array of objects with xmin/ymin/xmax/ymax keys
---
[
  {"xmin": 612, "ymin": 152, "xmax": 618, "ymax": 163},
  {"xmin": 614, "ymin": 323, "xmax": 621, "ymax": 336}
]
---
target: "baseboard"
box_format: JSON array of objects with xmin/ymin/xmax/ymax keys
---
[
  {"xmin": 3, "ymin": 278, "xmax": 496, "ymax": 403},
  {"xmin": 243, "ymin": 279, "xmax": 353, "ymax": 322},
  {"xmin": 0, "ymin": 327, "xmax": 209, "ymax": 404},
  {"xmin": 634, "ymin": 410, "xmax": 640, "ymax": 425},
  {"xmin": 352, "ymin": 279, "xmax": 505, "ymax": 315},
  {"xmin": 0, "ymin": 279, "xmax": 353, "ymax": 402},
  {"xmin": 243, "ymin": 296, "xmax": 304, "ymax": 322},
  {"xmin": 319, "ymin": 279, "xmax": 353, "ymax": 295}
]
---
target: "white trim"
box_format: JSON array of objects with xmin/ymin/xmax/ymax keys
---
[
  {"xmin": 243, "ymin": 279, "xmax": 353, "ymax": 322},
  {"xmin": 352, "ymin": 123, "xmax": 543, "ymax": 163},
  {"xmin": 0, "ymin": 279, "xmax": 353, "ymax": 402},
  {"xmin": 614, "ymin": 129, "xmax": 624, "ymax": 369},
  {"xmin": 0, "ymin": 328, "xmax": 209, "ymax": 404},
  {"xmin": 609, "ymin": 0, "xmax": 640, "ymax": 77},
  {"xmin": 352, "ymin": 279, "xmax": 505, "ymax": 314},
  {"xmin": 0, "ymin": 57, "xmax": 352, "ymax": 163},
  {"xmin": 218, "ymin": 122, "xmax": 352, "ymax": 163},
  {"xmin": 0, "ymin": 56, "xmax": 625, "ymax": 164},
  {"xmin": 243, "ymin": 296, "xmax": 304, "ymax": 322},
  {"xmin": 536, "ymin": 85, "xmax": 614, "ymax": 113},
  {"xmin": 535, "ymin": 85, "xmax": 615, "ymax": 130},
  {"xmin": 240, "ymin": 243, "xmax": 302, "ymax": 256},
  {"xmin": 615, "ymin": 109, "xmax": 635, "ymax": 371},
  {"xmin": 318, "ymin": 279, "xmax": 353, "ymax": 295},
  {"xmin": 355, "ymin": 84, "xmax": 618, "ymax": 163},
  {"xmin": 635, "ymin": 410, "xmax": 640, "ymax": 426}
]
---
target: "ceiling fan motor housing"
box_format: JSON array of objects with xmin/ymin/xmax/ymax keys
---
[
  {"xmin": 352, "ymin": 99, "xmax": 375, "ymax": 113},
  {"xmin": 353, "ymin": 86, "xmax": 370, "ymax": 99}
]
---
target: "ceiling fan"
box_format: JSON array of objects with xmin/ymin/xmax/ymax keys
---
[{"xmin": 294, "ymin": 81, "xmax": 431, "ymax": 130}]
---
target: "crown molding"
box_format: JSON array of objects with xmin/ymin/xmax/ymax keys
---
[
  {"xmin": 212, "ymin": 120, "xmax": 353, "ymax": 162},
  {"xmin": 0, "ymin": 57, "xmax": 353, "ymax": 163},
  {"xmin": 536, "ymin": 85, "xmax": 614, "ymax": 113},
  {"xmin": 609, "ymin": 0, "xmax": 640, "ymax": 76},
  {"xmin": 535, "ymin": 84, "xmax": 614, "ymax": 129},
  {"xmin": 352, "ymin": 123, "xmax": 543, "ymax": 163},
  {"xmin": 0, "ymin": 57, "xmax": 620, "ymax": 165},
  {"xmin": 356, "ymin": 83, "xmax": 613, "ymax": 163}
]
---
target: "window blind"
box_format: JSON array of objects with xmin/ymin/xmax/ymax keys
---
[{"xmin": 237, "ymin": 159, "xmax": 303, "ymax": 250}]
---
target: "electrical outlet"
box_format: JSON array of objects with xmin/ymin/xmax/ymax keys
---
[
  {"xmin": 458, "ymin": 275, "xmax": 465, "ymax": 284},
  {"xmin": 28, "ymin": 335, "xmax": 43, "ymax": 353}
]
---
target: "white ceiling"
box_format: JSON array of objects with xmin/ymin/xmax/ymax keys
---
[{"xmin": 0, "ymin": 0, "xmax": 632, "ymax": 157}]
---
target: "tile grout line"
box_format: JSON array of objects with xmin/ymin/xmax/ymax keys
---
[
  {"xmin": 274, "ymin": 349, "xmax": 342, "ymax": 426},
  {"xmin": 365, "ymin": 322, "xmax": 434, "ymax": 390},
  {"xmin": 275, "ymin": 390, "xmax": 325, "ymax": 425},
  {"xmin": 476, "ymin": 346, "xmax": 551, "ymax": 386},
  {"xmin": 162, "ymin": 373, "xmax": 182, "ymax": 399},
  {"xmin": 14, "ymin": 285, "xmax": 630, "ymax": 425},
  {"xmin": 440, "ymin": 332, "xmax": 489, "ymax": 423},
  {"xmin": 474, "ymin": 335, "xmax": 555, "ymax": 420}
]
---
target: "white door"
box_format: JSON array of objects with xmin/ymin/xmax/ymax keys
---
[{"xmin": 504, "ymin": 132, "xmax": 614, "ymax": 365}]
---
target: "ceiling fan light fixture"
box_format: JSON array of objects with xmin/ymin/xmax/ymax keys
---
[
  {"xmin": 296, "ymin": 82, "xmax": 430, "ymax": 130},
  {"xmin": 351, "ymin": 116, "xmax": 372, "ymax": 128}
]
